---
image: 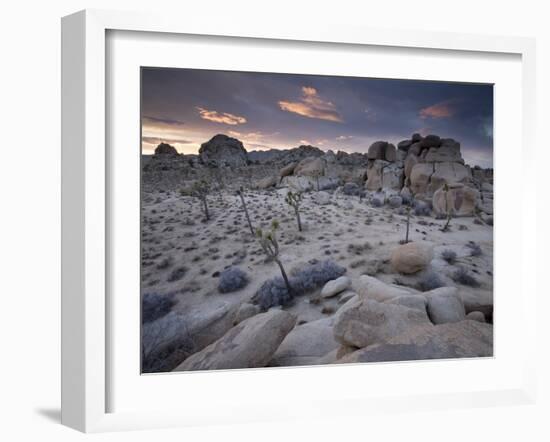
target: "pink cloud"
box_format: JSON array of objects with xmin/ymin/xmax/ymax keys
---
[
  {"xmin": 419, "ymin": 100, "xmax": 455, "ymax": 119},
  {"xmin": 196, "ymin": 107, "xmax": 247, "ymax": 125},
  {"xmin": 279, "ymin": 86, "xmax": 343, "ymax": 122}
]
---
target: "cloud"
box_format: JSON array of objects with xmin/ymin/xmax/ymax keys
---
[
  {"xmin": 336, "ymin": 135, "xmax": 353, "ymax": 141},
  {"xmin": 278, "ymin": 86, "xmax": 343, "ymax": 122},
  {"xmin": 142, "ymin": 136, "xmax": 192, "ymax": 145},
  {"xmin": 142, "ymin": 116, "xmax": 186, "ymax": 127},
  {"xmin": 196, "ymin": 107, "xmax": 247, "ymax": 125},
  {"xmin": 419, "ymin": 100, "xmax": 455, "ymax": 119}
]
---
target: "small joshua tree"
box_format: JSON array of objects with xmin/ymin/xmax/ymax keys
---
[
  {"xmin": 285, "ymin": 190, "xmax": 303, "ymax": 231},
  {"xmin": 210, "ymin": 168, "xmax": 225, "ymax": 203},
  {"xmin": 311, "ymin": 170, "xmax": 322, "ymax": 191},
  {"xmin": 256, "ymin": 220, "xmax": 292, "ymax": 295},
  {"xmin": 402, "ymin": 191, "xmax": 415, "ymax": 244},
  {"xmin": 236, "ymin": 186, "xmax": 254, "ymax": 235},
  {"xmin": 441, "ymin": 183, "xmax": 452, "ymax": 232},
  {"xmin": 181, "ymin": 179, "xmax": 211, "ymax": 221}
]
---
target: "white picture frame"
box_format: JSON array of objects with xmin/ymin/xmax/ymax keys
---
[{"xmin": 61, "ymin": 9, "xmax": 537, "ymax": 433}]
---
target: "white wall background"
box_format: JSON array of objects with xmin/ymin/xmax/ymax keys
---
[{"xmin": 0, "ymin": 1, "xmax": 547, "ymax": 440}]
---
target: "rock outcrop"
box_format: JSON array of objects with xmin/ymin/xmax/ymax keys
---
[
  {"xmin": 333, "ymin": 298, "xmax": 431, "ymax": 348},
  {"xmin": 391, "ymin": 242, "xmax": 434, "ymax": 274},
  {"xmin": 269, "ymin": 318, "xmax": 339, "ymax": 366},
  {"xmin": 432, "ymin": 183, "xmax": 479, "ymax": 217},
  {"xmin": 199, "ymin": 134, "xmax": 248, "ymax": 168},
  {"xmin": 154, "ymin": 142, "xmax": 179, "ymax": 155},
  {"xmin": 175, "ymin": 310, "xmax": 296, "ymax": 371},
  {"xmin": 336, "ymin": 320, "xmax": 493, "ymax": 363}
]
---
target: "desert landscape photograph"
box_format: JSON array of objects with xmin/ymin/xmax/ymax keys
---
[{"xmin": 140, "ymin": 67, "xmax": 494, "ymax": 373}]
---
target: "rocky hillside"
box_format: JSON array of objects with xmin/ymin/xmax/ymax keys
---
[{"xmin": 142, "ymin": 132, "xmax": 493, "ymax": 219}]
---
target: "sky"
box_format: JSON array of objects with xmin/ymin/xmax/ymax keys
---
[{"xmin": 141, "ymin": 68, "xmax": 494, "ymax": 168}]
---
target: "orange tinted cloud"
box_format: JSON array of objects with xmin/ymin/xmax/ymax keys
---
[
  {"xmin": 279, "ymin": 86, "xmax": 343, "ymax": 122},
  {"xmin": 196, "ymin": 107, "xmax": 247, "ymax": 125},
  {"xmin": 419, "ymin": 100, "xmax": 455, "ymax": 119}
]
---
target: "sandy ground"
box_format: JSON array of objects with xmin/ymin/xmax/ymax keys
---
[{"xmin": 141, "ymin": 188, "xmax": 493, "ymax": 328}]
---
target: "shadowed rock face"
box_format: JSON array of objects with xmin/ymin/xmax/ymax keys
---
[
  {"xmin": 333, "ymin": 299, "xmax": 431, "ymax": 348},
  {"xmin": 154, "ymin": 142, "xmax": 178, "ymax": 155},
  {"xmin": 199, "ymin": 134, "xmax": 248, "ymax": 167},
  {"xmin": 174, "ymin": 310, "xmax": 297, "ymax": 371},
  {"xmin": 336, "ymin": 320, "xmax": 493, "ymax": 363},
  {"xmin": 432, "ymin": 183, "xmax": 478, "ymax": 217}
]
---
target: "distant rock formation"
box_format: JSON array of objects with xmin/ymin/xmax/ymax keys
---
[
  {"xmin": 154, "ymin": 142, "xmax": 178, "ymax": 155},
  {"xmin": 199, "ymin": 134, "xmax": 248, "ymax": 168},
  {"xmin": 142, "ymin": 132, "xmax": 493, "ymax": 218}
]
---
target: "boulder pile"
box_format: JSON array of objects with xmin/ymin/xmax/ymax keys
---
[
  {"xmin": 143, "ymin": 132, "xmax": 493, "ymax": 218},
  {"xmin": 169, "ymin": 272, "xmax": 493, "ymax": 371}
]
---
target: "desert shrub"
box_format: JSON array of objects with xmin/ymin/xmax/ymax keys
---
[
  {"xmin": 413, "ymin": 200, "xmax": 431, "ymax": 216},
  {"xmin": 441, "ymin": 249, "xmax": 457, "ymax": 264},
  {"xmin": 342, "ymin": 182, "xmax": 361, "ymax": 196},
  {"xmin": 291, "ymin": 259, "xmax": 346, "ymax": 293},
  {"xmin": 466, "ymin": 241, "xmax": 483, "ymax": 256},
  {"xmin": 141, "ymin": 312, "xmax": 195, "ymax": 373},
  {"xmin": 485, "ymin": 217, "xmax": 494, "ymax": 226},
  {"xmin": 371, "ymin": 197, "xmax": 383, "ymax": 208},
  {"xmin": 142, "ymin": 293, "xmax": 176, "ymax": 324},
  {"xmin": 218, "ymin": 266, "xmax": 249, "ymax": 293},
  {"xmin": 167, "ymin": 266, "xmax": 187, "ymax": 282},
  {"xmin": 388, "ymin": 195, "xmax": 403, "ymax": 208},
  {"xmin": 254, "ymin": 277, "xmax": 294, "ymax": 310},
  {"xmin": 347, "ymin": 242, "xmax": 372, "ymax": 255},
  {"xmin": 452, "ymin": 267, "xmax": 480, "ymax": 287},
  {"xmin": 254, "ymin": 259, "xmax": 346, "ymax": 310},
  {"xmin": 417, "ymin": 271, "xmax": 445, "ymax": 291},
  {"xmin": 156, "ymin": 256, "xmax": 173, "ymax": 270},
  {"xmin": 401, "ymin": 193, "xmax": 412, "ymax": 206}
]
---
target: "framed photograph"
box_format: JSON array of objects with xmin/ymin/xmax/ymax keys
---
[{"xmin": 61, "ymin": 9, "xmax": 537, "ymax": 432}]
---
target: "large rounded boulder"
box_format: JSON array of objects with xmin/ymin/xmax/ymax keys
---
[
  {"xmin": 391, "ymin": 242, "xmax": 434, "ymax": 274},
  {"xmin": 199, "ymin": 134, "xmax": 248, "ymax": 167}
]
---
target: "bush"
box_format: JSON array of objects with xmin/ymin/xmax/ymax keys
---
[
  {"xmin": 142, "ymin": 293, "xmax": 176, "ymax": 324},
  {"xmin": 141, "ymin": 312, "xmax": 195, "ymax": 373},
  {"xmin": 218, "ymin": 267, "xmax": 249, "ymax": 293},
  {"xmin": 388, "ymin": 195, "xmax": 403, "ymax": 208},
  {"xmin": 466, "ymin": 241, "xmax": 483, "ymax": 257},
  {"xmin": 167, "ymin": 266, "xmax": 187, "ymax": 282},
  {"xmin": 254, "ymin": 277, "xmax": 294, "ymax": 310},
  {"xmin": 347, "ymin": 242, "xmax": 372, "ymax": 255},
  {"xmin": 371, "ymin": 197, "xmax": 383, "ymax": 208},
  {"xmin": 441, "ymin": 249, "xmax": 457, "ymax": 264},
  {"xmin": 290, "ymin": 259, "xmax": 347, "ymax": 293},
  {"xmin": 417, "ymin": 271, "xmax": 445, "ymax": 291},
  {"xmin": 413, "ymin": 200, "xmax": 431, "ymax": 216},
  {"xmin": 254, "ymin": 259, "xmax": 346, "ymax": 310},
  {"xmin": 342, "ymin": 182, "xmax": 361, "ymax": 196},
  {"xmin": 452, "ymin": 267, "xmax": 480, "ymax": 287}
]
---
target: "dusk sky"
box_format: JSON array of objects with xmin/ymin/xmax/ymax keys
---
[{"xmin": 141, "ymin": 68, "xmax": 494, "ymax": 168}]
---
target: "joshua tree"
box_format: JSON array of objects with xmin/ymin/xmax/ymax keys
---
[
  {"xmin": 209, "ymin": 168, "xmax": 225, "ymax": 203},
  {"xmin": 285, "ymin": 190, "xmax": 303, "ymax": 231},
  {"xmin": 236, "ymin": 186, "xmax": 254, "ymax": 235},
  {"xmin": 311, "ymin": 170, "xmax": 322, "ymax": 191},
  {"xmin": 402, "ymin": 191, "xmax": 415, "ymax": 244},
  {"xmin": 256, "ymin": 220, "xmax": 292, "ymax": 295},
  {"xmin": 441, "ymin": 183, "xmax": 452, "ymax": 232},
  {"xmin": 181, "ymin": 179, "xmax": 211, "ymax": 221}
]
